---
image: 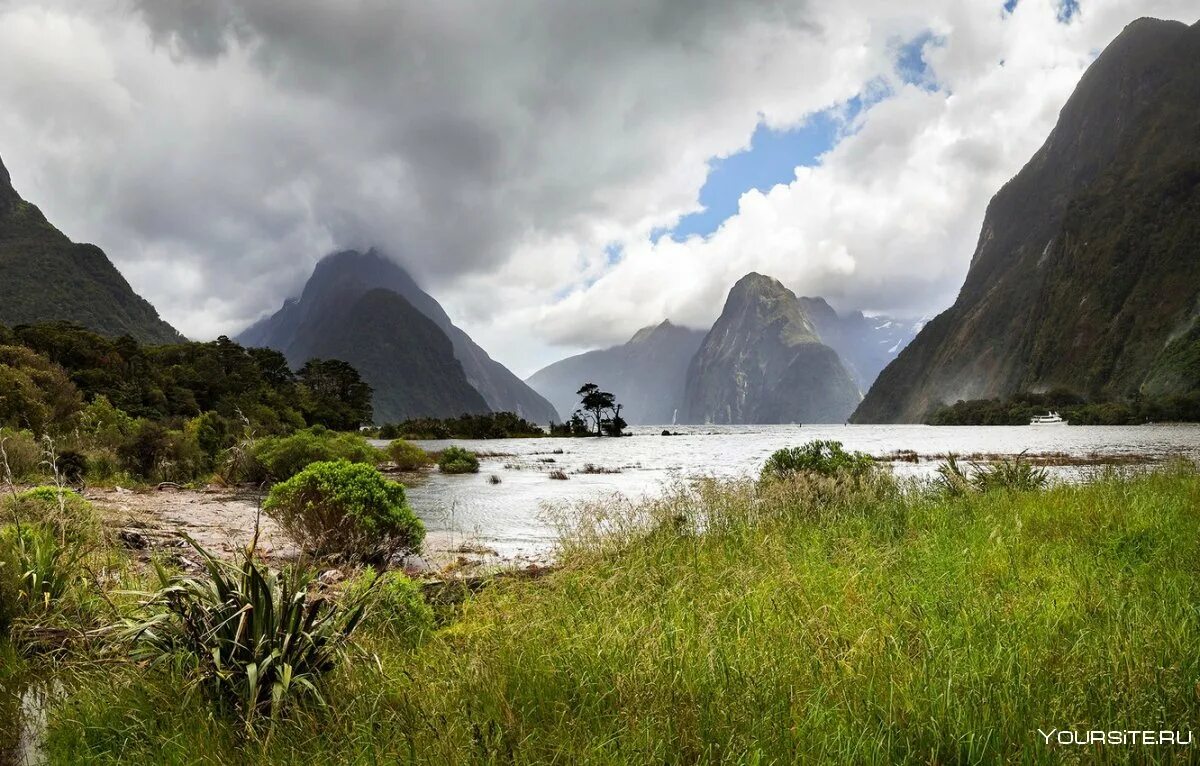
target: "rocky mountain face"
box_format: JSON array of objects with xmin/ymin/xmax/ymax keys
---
[
  {"xmin": 684, "ymin": 273, "xmax": 861, "ymax": 424},
  {"xmin": 797, "ymin": 296, "xmax": 922, "ymax": 392},
  {"xmin": 855, "ymin": 18, "xmax": 1200, "ymax": 423},
  {"xmin": 0, "ymin": 152, "xmax": 182, "ymax": 344},
  {"xmin": 526, "ymin": 320, "xmax": 706, "ymax": 423},
  {"xmin": 238, "ymin": 249, "xmax": 554, "ymax": 423}
]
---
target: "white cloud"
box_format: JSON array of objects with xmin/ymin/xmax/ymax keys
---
[{"xmin": 0, "ymin": 0, "xmax": 1195, "ymax": 377}]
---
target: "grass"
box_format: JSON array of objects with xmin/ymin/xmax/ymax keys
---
[{"xmin": 26, "ymin": 464, "xmax": 1200, "ymax": 763}]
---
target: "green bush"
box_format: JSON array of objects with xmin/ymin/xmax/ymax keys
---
[
  {"xmin": 937, "ymin": 453, "xmax": 1049, "ymax": 495},
  {"xmin": 118, "ymin": 421, "xmax": 208, "ymax": 483},
  {"xmin": 342, "ymin": 567, "xmax": 434, "ymax": 648},
  {"xmin": 54, "ymin": 450, "xmax": 88, "ymax": 486},
  {"xmin": 0, "ymin": 522, "xmax": 77, "ymax": 617},
  {"xmin": 122, "ymin": 537, "xmax": 364, "ymax": 726},
  {"xmin": 247, "ymin": 427, "xmax": 382, "ymax": 482},
  {"xmin": 3, "ymin": 486, "xmax": 101, "ymax": 547},
  {"xmin": 760, "ymin": 440, "xmax": 873, "ymax": 483},
  {"xmin": 387, "ymin": 439, "xmax": 432, "ymax": 471},
  {"xmin": 83, "ymin": 448, "xmax": 121, "ymax": 484},
  {"xmin": 0, "ymin": 428, "xmax": 42, "ymax": 482},
  {"xmin": 263, "ymin": 461, "xmax": 424, "ymax": 561},
  {"xmin": 437, "ymin": 446, "xmax": 480, "ymax": 474}
]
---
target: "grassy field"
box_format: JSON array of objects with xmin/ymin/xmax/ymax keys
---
[{"xmin": 17, "ymin": 464, "xmax": 1200, "ymax": 764}]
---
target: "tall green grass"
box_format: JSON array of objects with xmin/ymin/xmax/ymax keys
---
[{"xmin": 42, "ymin": 465, "xmax": 1200, "ymax": 764}]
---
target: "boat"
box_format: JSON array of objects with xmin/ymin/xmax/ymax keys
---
[{"xmin": 1029, "ymin": 411, "xmax": 1067, "ymax": 425}]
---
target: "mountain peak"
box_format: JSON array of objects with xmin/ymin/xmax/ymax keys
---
[
  {"xmin": 730, "ymin": 272, "xmax": 787, "ymax": 296},
  {"xmin": 241, "ymin": 245, "xmax": 559, "ymax": 422},
  {"xmin": 629, "ymin": 318, "xmax": 681, "ymax": 344},
  {"xmin": 685, "ymin": 275, "xmax": 860, "ymax": 424}
]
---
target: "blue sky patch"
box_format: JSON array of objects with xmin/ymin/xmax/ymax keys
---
[
  {"xmin": 666, "ymin": 110, "xmax": 843, "ymax": 241},
  {"xmin": 1003, "ymin": 0, "xmax": 1019, "ymax": 13},
  {"xmin": 894, "ymin": 31, "xmax": 943, "ymax": 91},
  {"xmin": 663, "ymin": 30, "xmax": 938, "ymax": 243},
  {"xmin": 1057, "ymin": 0, "xmax": 1080, "ymax": 23}
]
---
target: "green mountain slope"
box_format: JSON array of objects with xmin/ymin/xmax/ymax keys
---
[
  {"xmin": 684, "ymin": 273, "xmax": 861, "ymax": 424},
  {"xmin": 854, "ymin": 18, "xmax": 1200, "ymax": 423},
  {"xmin": 0, "ymin": 153, "xmax": 182, "ymax": 344}
]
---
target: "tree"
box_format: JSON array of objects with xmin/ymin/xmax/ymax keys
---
[
  {"xmin": 573, "ymin": 383, "xmax": 626, "ymax": 437},
  {"xmin": 297, "ymin": 359, "xmax": 373, "ymax": 430}
]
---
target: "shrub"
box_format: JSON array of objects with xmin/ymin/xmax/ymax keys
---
[
  {"xmin": 118, "ymin": 422, "xmax": 208, "ymax": 483},
  {"xmin": 438, "ymin": 446, "xmax": 480, "ymax": 475},
  {"xmin": 387, "ymin": 439, "xmax": 432, "ymax": 471},
  {"xmin": 0, "ymin": 523, "xmax": 78, "ymax": 616},
  {"xmin": 938, "ymin": 452, "xmax": 1049, "ymax": 495},
  {"xmin": 760, "ymin": 440, "xmax": 873, "ymax": 483},
  {"xmin": 341, "ymin": 567, "xmax": 434, "ymax": 648},
  {"xmin": 247, "ymin": 427, "xmax": 382, "ymax": 482},
  {"xmin": 122, "ymin": 537, "xmax": 364, "ymax": 726},
  {"xmin": 3, "ymin": 486, "xmax": 101, "ymax": 547},
  {"xmin": 377, "ymin": 424, "xmax": 401, "ymax": 440},
  {"xmin": 54, "ymin": 450, "xmax": 88, "ymax": 486},
  {"xmin": 263, "ymin": 461, "xmax": 424, "ymax": 561},
  {"xmin": 83, "ymin": 448, "xmax": 121, "ymax": 484},
  {"xmin": 0, "ymin": 429, "xmax": 41, "ymax": 482}
]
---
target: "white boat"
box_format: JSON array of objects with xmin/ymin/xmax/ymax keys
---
[{"xmin": 1029, "ymin": 411, "xmax": 1067, "ymax": 425}]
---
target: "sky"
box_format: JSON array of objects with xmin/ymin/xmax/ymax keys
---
[{"xmin": 0, "ymin": 0, "xmax": 1196, "ymax": 377}]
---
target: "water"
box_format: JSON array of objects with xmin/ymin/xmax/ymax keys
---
[{"xmin": 383, "ymin": 424, "xmax": 1200, "ymax": 559}]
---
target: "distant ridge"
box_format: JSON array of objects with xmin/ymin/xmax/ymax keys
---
[{"xmin": 526, "ymin": 320, "xmax": 706, "ymax": 423}]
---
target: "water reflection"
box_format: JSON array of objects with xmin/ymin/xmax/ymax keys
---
[{"xmin": 0, "ymin": 676, "xmax": 53, "ymax": 766}]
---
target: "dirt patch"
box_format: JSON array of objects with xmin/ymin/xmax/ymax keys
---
[{"xmin": 85, "ymin": 485, "xmax": 499, "ymax": 574}]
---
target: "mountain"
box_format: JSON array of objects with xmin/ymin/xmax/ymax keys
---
[
  {"xmin": 526, "ymin": 320, "xmax": 706, "ymax": 424},
  {"xmin": 0, "ymin": 152, "xmax": 182, "ymax": 344},
  {"xmin": 238, "ymin": 249, "xmax": 555, "ymax": 422},
  {"xmin": 797, "ymin": 296, "xmax": 923, "ymax": 392},
  {"xmin": 684, "ymin": 273, "xmax": 861, "ymax": 424},
  {"xmin": 854, "ymin": 18, "xmax": 1200, "ymax": 423}
]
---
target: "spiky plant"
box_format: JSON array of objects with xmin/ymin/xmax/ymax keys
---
[{"xmin": 121, "ymin": 535, "xmax": 365, "ymax": 727}]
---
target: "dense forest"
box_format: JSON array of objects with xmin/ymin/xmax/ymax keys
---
[
  {"xmin": 927, "ymin": 389, "xmax": 1200, "ymax": 425},
  {"xmin": 0, "ymin": 321, "xmax": 374, "ymax": 483}
]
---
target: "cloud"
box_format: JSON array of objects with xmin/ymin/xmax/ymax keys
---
[{"xmin": 0, "ymin": 0, "xmax": 1195, "ymax": 376}]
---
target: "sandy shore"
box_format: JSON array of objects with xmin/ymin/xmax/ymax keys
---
[{"xmin": 83, "ymin": 483, "xmax": 511, "ymax": 575}]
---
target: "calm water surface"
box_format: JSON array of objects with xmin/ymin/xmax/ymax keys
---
[{"xmin": 381, "ymin": 424, "xmax": 1200, "ymax": 558}]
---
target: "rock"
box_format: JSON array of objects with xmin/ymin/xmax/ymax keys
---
[
  {"xmin": 118, "ymin": 529, "xmax": 149, "ymax": 549},
  {"xmin": 318, "ymin": 569, "xmax": 345, "ymax": 586}
]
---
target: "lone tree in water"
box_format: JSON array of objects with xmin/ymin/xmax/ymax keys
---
[{"xmin": 573, "ymin": 383, "xmax": 627, "ymax": 437}]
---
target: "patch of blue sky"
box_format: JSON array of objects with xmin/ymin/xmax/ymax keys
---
[
  {"xmin": 665, "ymin": 108, "xmax": 846, "ymax": 242},
  {"xmin": 1057, "ymin": 0, "xmax": 1080, "ymax": 23},
  {"xmin": 1003, "ymin": 0, "xmax": 1019, "ymax": 13},
  {"xmin": 895, "ymin": 30, "xmax": 943, "ymax": 91},
  {"xmin": 662, "ymin": 30, "xmax": 940, "ymax": 244}
]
